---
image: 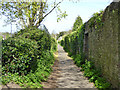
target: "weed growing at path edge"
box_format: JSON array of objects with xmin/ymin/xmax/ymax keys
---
[{"xmin": 70, "ymin": 54, "xmax": 111, "ymax": 89}]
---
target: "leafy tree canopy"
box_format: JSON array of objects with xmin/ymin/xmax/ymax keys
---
[
  {"xmin": 72, "ymin": 16, "xmax": 83, "ymax": 31},
  {"xmin": 0, "ymin": 0, "xmax": 68, "ymax": 29}
]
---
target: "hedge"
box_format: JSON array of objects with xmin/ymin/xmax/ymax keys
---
[
  {"xmin": 60, "ymin": 24, "xmax": 85, "ymax": 56},
  {"xmin": 2, "ymin": 26, "xmax": 57, "ymax": 88}
]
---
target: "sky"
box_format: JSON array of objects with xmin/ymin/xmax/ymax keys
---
[{"xmin": 0, "ymin": 0, "xmax": 113, "ymax": 34}]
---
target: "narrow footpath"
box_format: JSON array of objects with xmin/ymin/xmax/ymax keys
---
[{"xmin": 42, "ymin": 44, "xmax": 96, "ymax": 88}]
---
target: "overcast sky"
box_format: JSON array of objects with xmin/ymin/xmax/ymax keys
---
[{"xmin": 0, "ymin": 0, "xmax": 113, "ymax": 34}]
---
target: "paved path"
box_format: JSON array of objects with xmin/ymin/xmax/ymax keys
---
[{"xmin": 56, "ymin": 44, "xmax": 96, "ymax": 88}]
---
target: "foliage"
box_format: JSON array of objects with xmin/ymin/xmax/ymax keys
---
[
  {"xmin": 63, "ymin": 35, "xmax": 70, "ymax": 52},
  {"xmin": 2, "ymin": 37, "xmax": 38, "ymax": 75},
  {"xmin": 14, "ymin": 27, "xmax": 52, "ymax": 51},
  {"xmin": 0, "ymin": 0, "xmax": 67, "ymax": 28},
  {"xmin": 89, "ymin": 10, "xmax": 104, "ymax": 29},
  {"xmin": 74, "ymin": 54, "xmax": 85, "ymax": 67},
  {"xmin": 57, "ymin": 11, "xmax": 68, "ymax": 22},
  {"xmin": 89, "ymin": 74, "xmax": 99, "ymax": 82},
  {"xmin": 2, "ymin": 50, "xmax": 54, "ymax": 88},
  {"xmin": 0, "ymin": 35, "xmax": 2, "ymax": 74},
  {"xmin": 69, "ymin": 53, "xmax": 111, "ymax": 89},
  {"xmin": 1, "ymin": 32, "xmax": 11, "ymax": 39},
  {"xmin": 95, "ymin": 77, "xmax": 111, "ymax": 89},
  {"xmin": 51, "ymin": 38, "xmax": 57, "ymax": 52},
  {"xmin": 56, "ymin": 31, "xmax": 65, "ymax": 40},
  {"xmin": 60, "ymin": 14, "xmax": 111, "ymax": 89},
  {"xmin": 2, "ymin": 27, "xmax": 56, "ymax": 88},
  {"xmin": 56, "ymin": 31, "xmax": 68, "ymax": 40},
  {"xmin": 60, "ymin": 23, "xmax": 85, "ymax": 56},
  {"xmin": 70, "ymin": 54, "xmax": 111, "ymax": 89},
  {"xmin": 60, "ymin": 39, "xmax": 64, "ymax": 46},
  {"xmin": 72, "ymin": 16, "xmax": 83, "ymax": 31},
  {"xmin": 83, "ymin": 60, "xmax": 111, "ymax": 88}
]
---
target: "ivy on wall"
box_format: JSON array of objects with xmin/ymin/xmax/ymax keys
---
[
  {"xmin": 60, "ymin": 18, "xmax": 85, "ymax": 57},
  {"xmin": 89, "ymin": 10, "xmax": 104, "ymax": 30},
  {"xmin": 60, "ymin": 13, "xmax": 112, "ymax": 88}
]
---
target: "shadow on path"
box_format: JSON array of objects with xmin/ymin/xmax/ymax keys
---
[{"xmin": 57, "ymin": 44, "xmax": 96, "ymax": 88}]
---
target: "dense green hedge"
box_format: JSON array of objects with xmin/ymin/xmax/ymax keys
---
[
  {"xmin": 2, "ymin": 27, "xmax": 57, "ymax": 88},
  {"xmin": 51, "ymin": 37, "xmax": 57, "ymax": 52},
  {"xmin": 89, "ymin": 10, "xmax": 103, "ymax": 29},
  {"xmin": 14, "ymin": 27, "xmax": 51, "ymax": 51},
  {"xmin": 72, "ymin": 16, "xmax": 83, "ymax": 31},
  {"xmin": 60, "ymin": 15, "xmax": 84, "ymax": 55},
  {"xmin": 2, "ymin": 37, "xmax": 38, "ymax": 75},
  {"xmin": 60, "ymin": 23, "xmax": 85, "ymax": 56}
]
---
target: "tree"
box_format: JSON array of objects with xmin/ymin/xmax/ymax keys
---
[
  {"xmin": 72, "ymin": 16, "xmax": 83, "ymax": 31},
  {"xmin": 56, "ymin": 31, "xmax": 68, "ymax": 40},
  {"xmin": 0, "ymin": 0, "xmax": 68, "ymax": 29}
]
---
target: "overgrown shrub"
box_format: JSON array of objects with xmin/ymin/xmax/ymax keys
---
[
  {"xmin": 89, "ymin": 10, "xmax": 104, "ymax": 29},
  {"xmin": 51, "ymin": 38, "xmax": 57, "ymax": 52},
  {"xmin": 2, "ymin": 37, "xmax": 38, "ymax": 75},
  {"xmin": 14, "ymin": 27, "xmax": 51, "ymax": 51},
  {"xmin": 60, "ymin": 23, "xmax": 85, "ymax": 56},
  {"xmin": 60, "ymin": 39, "xmax": 64, "ymax": 46},
  {"xmin": 74, "ymin": 54, "xmax": 84, "ymax": 67},
  {"xmin": 64, "ymin": 35, "xmax": 70, "ymax": 52},
  {"xmin": 2, "ymin": 26, "xmax": 56, "ymax": 88},
  {"xmin": 72, "ymin": 16, "xmax": 83, "ymax": 31}
]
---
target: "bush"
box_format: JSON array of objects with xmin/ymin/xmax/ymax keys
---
[
  {"xmin": 89, "ymin": 10, "xmax": 104, "ymax": 29},
  {"xmin": 51, "ymin": 38, "xmax": 57, "ymax": 52},
  {"xmin": 60, "ymin": 23, "xmax": 85, "ymax": 57},
  {"xmin": 68, "ymin": 52, "xmax": 72, "ymax": 57},
  {"xmin": 72, "ymin": 16, "xmax": 83, "ymax": 31},
  {"xmin": 64, "ymin": 35, "xmax": 70, "ymax": 52},
  {"xmin": 95, "ymin": 77, "xmax": 111, "ymax": 88},
  {"xmin": 14, "ymin": 27, "xmax": 51, "ymax": 51},
  {"xmin": 2, "ymin": 37, "xmax": 38, "ymax": 75},
  {"xmin": 2, "ymin": 26, "xmax": 56, "ymax": 88},
  {"xmin": 60, "ymin": 39, "xmax": 64, "ymax": 46},
  {"xmin": 74, "ymin": 54, "xmax": 85, "ymax": 67}
]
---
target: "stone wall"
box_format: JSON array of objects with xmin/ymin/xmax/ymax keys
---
[{"xmin": 84, "ymin": 2, "xmax": 120, "ymax": 88}]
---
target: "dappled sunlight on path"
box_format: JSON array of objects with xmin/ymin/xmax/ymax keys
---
[{"xmin": 57, "ymin": 44, "xmax": 96, "ymax": 88}]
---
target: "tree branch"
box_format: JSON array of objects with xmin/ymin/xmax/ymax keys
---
[
  {"xmin": 43, "ymin": 0, "xmax": 63, "ymax": 19},
  {"xmin": 36, "ymin": 0, "xmax": 63, "ymax": 27}
]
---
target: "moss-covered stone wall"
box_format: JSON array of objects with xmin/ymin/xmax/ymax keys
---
[{"xmin": 84, "ymin": 2, "xmax": 120, "ymax": 88}]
